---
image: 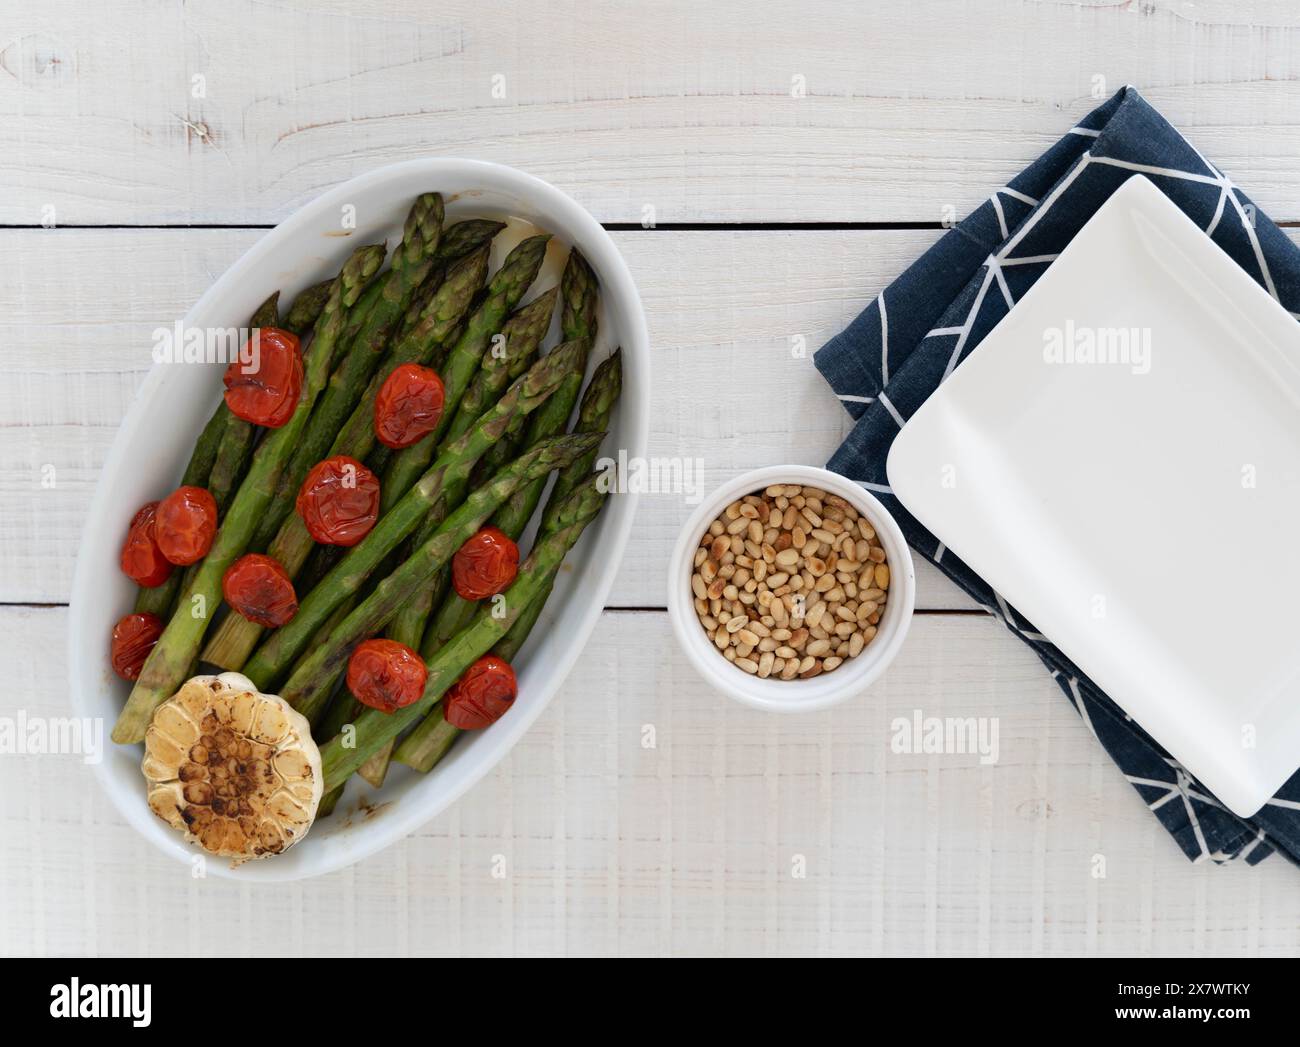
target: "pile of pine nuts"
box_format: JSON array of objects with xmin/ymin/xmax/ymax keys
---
[{"xmin": 690, "ymin": 484, "xmax": 888, "ymax": 680}]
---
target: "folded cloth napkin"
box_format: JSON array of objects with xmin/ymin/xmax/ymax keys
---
[{"xmin": 815, "ymin": 85, "xmax": 1300, "ymax": 867}]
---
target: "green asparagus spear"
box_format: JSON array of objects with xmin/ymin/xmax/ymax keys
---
[
  {"xmin": 368, "ymin": 289, "xmax": 558, "ymax": 780},
  {"xmin": 393, "ymin": 220, "xmax": 505, "ymax": 345},
  {"xmin": 471, "ymin": 415, "xmax": 527, "ymax": 484},
  {"xmin": 113, "ymin": 242, "xmax": 387, "ymax": 743},
  {"xmin": 465, "ymin": 249, "xmax": 601, "ymax": 583},
  {"xmin": 540, "ymin": 349, "xmax": 621, "ymax": 527},
  {"xmin": 204, "ymin": 279, "xmax": 339, "ymax": 521},
  {"xmin": 375, "ymin": 215, "xmax": 504, "ymax": 349},
  {"xmin": 132, "ymin": 291, "xmax": 282, "ymax": 619},
  {"xmin": 322, "ymin": 479, "xmax": 607, "ymax": 790},
  {"xmin": 378, "ymin": 235, "xmax": 551, "ymax": 516},
  {"xmin": 384, "ymin": 291, "xmax": 558, "ymax": 650},
  {"xmin": 279, "ymin": 432, "xmax": 602, "ymax": 723},
  {"xmin": 389, "ymin": 263, "xmax": 606, "ymax": 774},
  {"xmin": 420, "ymin": 350, "xmax": 621, "ymax": 659},
  {"xmin": 394, "ymin": 479, "xmax": 606, "ymax": 773},
  {"xmin": 438, "ymin": 218, "xmax": 508, "ymax": 265},
  {"xmin": 411, "ymin": 252, "xmax": 601, "ymax": 659},
  {"xmin": 239, "ymin": 340, "xmax": 586, "ymax": 689},
  {"xmin": 442, "ymin": 288, "xmax": 557, "ymax": 444},
  {"xmin": 313, "ymin": 688, "xmax": 362, "ymax": 815},
  {"xmin": 331, "ymin": 243, "xmax": 553, "ymax": 676},
  {"xmin": 246, "ymin": 195, "xmax": 446, "ymax": 552},
  {"xmin": 199, "ymin": 246, "xmax": 490, "ymax": 670},
  {"xmin": 390, "ymin": 489, "xmax": 579, "ymax": 775},
  {"xmin": 284, "ymin": 280, "xmax": 333, "ymax": 336},
  {"xmin": 558, "ymin": 247, "xmax": 599, "ymax": 346},
  {"xmin": 247, "ymin": 289, "xmax": 283, "ymax": 331},
  {"xmin": 208, "ymin": 272, "xmax": 353, "ymax": 521}
]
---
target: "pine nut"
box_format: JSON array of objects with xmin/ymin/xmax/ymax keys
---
[{"xmin": 691, "ymin": 484, "xmax": 889, "ymax": 683}]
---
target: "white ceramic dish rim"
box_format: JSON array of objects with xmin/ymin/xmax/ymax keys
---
[
  {"xmin": 667, "ymin": 464, "xmax": 916, "ymax": 712},
  {"xmin": 68, "ymin": 158, "xmax": 650, "ymax": 881}
]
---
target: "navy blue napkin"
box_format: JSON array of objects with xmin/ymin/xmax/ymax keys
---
[{"xmin": 815, "ymin": 86, "xmax": 1300, "ymax": 867}]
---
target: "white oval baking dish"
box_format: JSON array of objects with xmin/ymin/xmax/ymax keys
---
[{"xmin": 68, "ymin": 159, "xmax": 649, "ymax": 881}]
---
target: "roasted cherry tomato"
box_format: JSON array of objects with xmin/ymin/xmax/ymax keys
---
[
  {"xmin": 119, "ymin": 501, "xmax": 174, "ymax": 587},
  {"xmin": 221, "ymin": 553, "xmax": 298, "ymax": 628},
  {"xmin": 346, "ymin": 639, "xmax": 428, "ymax": 714},
  {"xmin": 451, "ymin": 526, "xmax": 519, "ymax": 600},
  {"xmin": 373, "ymin": 363, "xmax": 445, "ymax": 449},
  {"xmin": 154, "ymin": 485, "xmax": 219, "ymax": 565},
  {"xmin": 443, "ymin": 655, "xmax": 518, "ymax": 730},
  {"xmin": 223, "ymin": 326, "xmax": 303, "ymax": 428},
  {"xmin": 295, "ymin": 455, "xmax": 381, "ymax": 546},
  {"xmin": 111, "ymin": 612, "xmax": 164, "ymax": 681}
]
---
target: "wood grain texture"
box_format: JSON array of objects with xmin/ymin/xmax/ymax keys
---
[
  {"xmin": 0, "ymin": 225, "xmax": 981, "ymax": 608},
  {"xmin": 8, "ymin": 605, "xmax": 1295, "ymax": 957},
  {"xmin": 6, "ymin": 0, "xmax": 1300, "ymax": 958},
  {"xmin": 5, "ymin": 1, "xmax": 1300, "ymax": 224}
]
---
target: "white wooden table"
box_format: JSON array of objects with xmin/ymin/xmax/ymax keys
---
[{"xmin": 4, "ymin": 0, "xmax": 1300, "ymax": 957}]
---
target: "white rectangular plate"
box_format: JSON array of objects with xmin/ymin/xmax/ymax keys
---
[{"xmin": 887, "ymin": 175, "xmax": 1300, "ymax": 818}]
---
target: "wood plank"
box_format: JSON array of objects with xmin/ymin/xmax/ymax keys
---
[
  {"xmin": 5, "ymin": 1, "xmax": 1300, "ymax": 223},
  {"xmin": 0, "ymin": 225, "xmax": 982, "ymax": 608},
  {"xmin": 17, "ymin": 605, "xmax": 1294, "ymax": 956}
]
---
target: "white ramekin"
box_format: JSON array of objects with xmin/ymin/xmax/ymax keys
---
[{"xmin": 667, "ymin": 465, "xmax": 915, "ymax": 712}]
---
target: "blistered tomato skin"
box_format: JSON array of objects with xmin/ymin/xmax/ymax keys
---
[
  {"xmin": 443, "ymin": 655, "xmax": 518, "ymax": 730},
  {"xmin": 373, "ymin": 363, "xmax": 446, "ymax": 449},
  {"xmin": 223, "ymin": 326, "xmax": 303, "ymax": 428},
  {"xmin": 346, "ymin": 639, "xmax": 428, "ymax": 714},
  {"xmin": 119, "ymin": 502, "xmax": 174, "ymax": 587},
  {"xmin": 221, "ymin": 553, "xmax": 298, "ymax": 628},
  {"xmin": 451, "ymin": 526, "xmax": 520, "ymax": 601},
  {"xmin": 111, "ymin": 612, "xmax": 165, "ymax": 680},
  {"xmin": 154, "ymin": 485, "xmax": 219, "ymax": 565},
  {"xmin": 295, "ymin": 455, "xmax": 381, "ymax": 546}
]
